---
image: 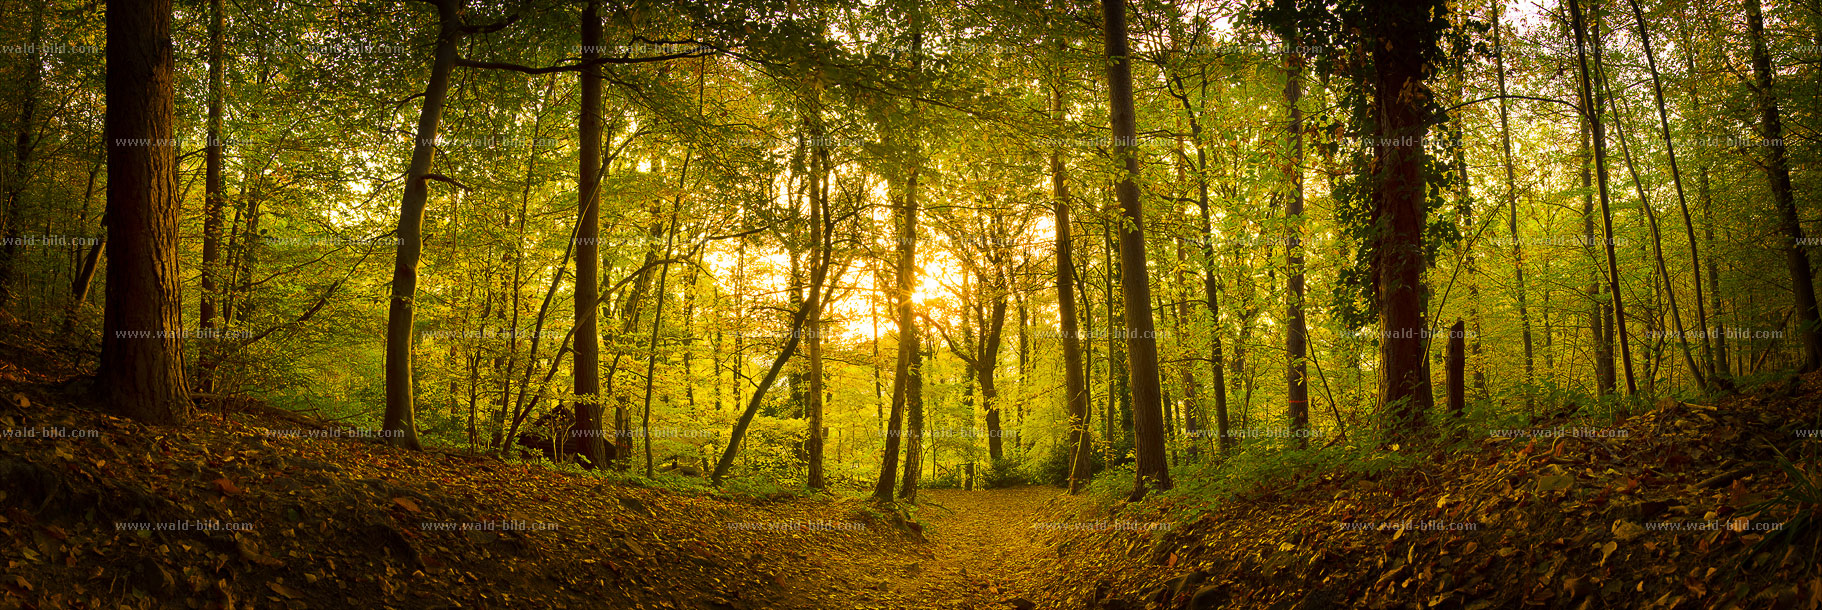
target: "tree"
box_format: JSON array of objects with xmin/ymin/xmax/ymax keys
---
[
  {"xmin": 1103, "ymin": 0, "xmax": 1170, "ymax": 500},
  {"xmin": 1280, "ymin": 11, "xmax": 1310, "ymax": 445},
  {"xmin": 1745, "ymin": 0, "xmax": 1821, "ymax": 372},
  {"xmin": 100, "ymin": 0, "xmax": 189, "ymax": 423},
  {"xmin": 1568, "ymin": 0, "xmax": 1637, "ymax": 396},
  {"xmin": 572, "ymin": 0, "xmax": 609, "ymax": 468},
  {"xmin": 1362, "ymin": 0, "xmax": 1446, "ymax": 437},
  {"xmin": 1050, "ymin": 63, "xmax": 1093, "ymax": 493},
  {"xmin": 0, "ymin": 0, "xmax": 47, "ymax": 308},
  {"xmin": 196, "ymin": 0, "xmax": 227, "ymax": 393},
  {"xmin": 381, "ymin": 0, "xmax": 467, "ymax": 450}
]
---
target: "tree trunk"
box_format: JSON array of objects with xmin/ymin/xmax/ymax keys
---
[
  {"xmin": 1282, "ymin": 26, "xmax": 1309, "ymax": 446},
  {"xmin": 1595, "ymin": 53, "xmax": 1703, "ymax": 389},
  {"xmin": 897, "ymin": 319, "xmax": 926, "ymax": 501},
  {"xmin": 979, "ymin": 294, "xmax": 1008, "ymax": 462},
  {"xmin": 1372, "ymin": 0, "xmax": 1440, "ymax": 437},
  {"xmin": 1569, "ymin": 0, "xmax": 1638, "ymax": 395},
  {"xmin": 806, "ymin": 127, "xmax": 829, "ymax": 489},
  {"xmin": 381, "ymin": 0, "xmax": 465, "ymax": 449},
  {"xmin": 1582, "ymin": 123, "xmax": 1615, "ymax": 394},
  {"xmin": 639, "ymin": 197, "xmax": 681, "ymax": 479},
  {"xmin": 1103, "ymin": 0, "xmax": 1170, "ymax": 500},
  {"xmin": 1446, "ymin": 319, "xmax": 1465, "ymax": 417},
  {"xmin": 196, "ymin": 0, "xmax": 226, "ymax": 392},
  {"xmin": 1746, "ymin": 0, "xmax": 1822, "ymax": 371},
  {"xmin": 1191, "ymin": 131, "xmax": 1232, "ymax": 455},
  {"xmin": 1493, "ymin": 4, "xmax": 1537, "ymax": 408},
  {"xmin": 1051, "ymin": 79, "xmax": 1093, "ymax": 493},
  {"xmin": 100, "ymin": 0, "xmax": 189, "ymax": 423},
  {"xmin": 710, "ymin": 277, "xmax": 821, "ymax": 485},
  {"xmin": 875, "ymin": 28, "xmax": 924, "ymax": 504},
  {"xmin": 1627, "ymin": 0, "xmax": 1712, "ymax": 385},
  {"xmin": 571, "ymin": 0, "xmax": 608, "ymax": 467}
]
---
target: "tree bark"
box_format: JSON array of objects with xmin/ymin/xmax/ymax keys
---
[
  {"xmin": 1103, "ymin": 0, "xmax": 1170, "ymax": 500},
  {"xmin": 1283, "ymin": 26, "xmax": 1309, "ymax": 446},
  {"xmin": 874, "ymin": 28, "xmax": 923, "ymax": 504},
  {"xmin": 1371, "ymin": 0, "xmax": 1440, "ymax": 437},
  {"xmin": 1446, "ymin": 319, "xmax": 1465, "ymax": 417},
  {"xmin": 1050, "ymin": 79, "xmax": 1093, "ymax": 493},
  {"xmin": 571, "ymin": 0, "xmax": 608, "ymax": 467},
  {"xmin": 806, "ymin": 121, "xmax": 829, "ymax": 489},
  {"xmin": 100, "ymin": 0, "xmax": 190, "ymax": 423},
  {"xmin": 382, "ymin": 0, "xmax": 465, "ymax": 449},
  {"xmin": 1626, "ymin": 0, "xmax": 1713, "ymax": 385},
  {"xmin": 1493, "ymin": 4, "xmax": 1537, "ymax": 409}
]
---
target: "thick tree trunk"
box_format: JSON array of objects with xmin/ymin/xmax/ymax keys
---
[
  {"xmin": 1746, "ymin": 0, "xmax": 1822, "ymax": 371},
  {"xmin": 898, "ymin": 320, "xmax": 927, "ymax": 501},
  {"xmin": 875, "ymin": 29, "xmax": 923, "ymax": 504},
  {"xmin": 1372, "ymin": 0, "xmax": 1439, "ymax": 437},
  {"xmin": 1103, "ymin": 0, "xmax": 1170, "ymax": 500},
  {"xmin": 382, "ymin": 0, "xmax": 465, "ymax": 449},
  {"xmin": 571, "ymin": 0, "xmax": 608, "ymax": 467},
  {"xmin": 100, "ymin": 0, "xmax": 190, "ymax": 423}
]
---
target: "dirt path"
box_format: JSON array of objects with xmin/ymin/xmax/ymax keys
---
[{"xmin": 790, "ymin": 486, "xmax": 1073, "ymax": 609}]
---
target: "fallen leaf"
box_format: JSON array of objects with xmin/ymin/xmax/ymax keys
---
[
  {"xmin": 1612, "ymin": 520, "xmax": 1646, "ymax": 542},
  {"xmin": 267, "ymin": 582, "xmax": 301, "ymax": 599},
  {"xmin": 393, "ymin": 497, "xmax": 423, "ymax": 513},
  {"xmin": 1537, "ymin": 474, "xmax": 1574, "ymax": 492}
]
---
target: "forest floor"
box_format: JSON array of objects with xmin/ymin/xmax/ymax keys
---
[
  {"xmin": 795, "ymin": 486, "xmax": 1069, "ymax": 609},
  {"xmin": 5, "ymin": 312, "xmax": 1822, "ymax": 610},
  {"xmin": 0, "ymin": 316, "xmax": 1069, "ymax": 610}
]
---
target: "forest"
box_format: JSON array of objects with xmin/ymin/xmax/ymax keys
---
[{"xmin": 0, "ymin": 0, "xmax": 1820, "ymax": 606}]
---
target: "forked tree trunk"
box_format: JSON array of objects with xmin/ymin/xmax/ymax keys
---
[
  {"xmin": 1569, "ymin": 0, "xmax": 1636, "ymax": 395},
  {"xmin": 1626, "ymin": 0, "xmax": 1712, "ymax": 385}
]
